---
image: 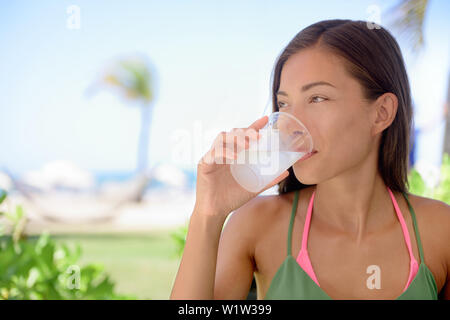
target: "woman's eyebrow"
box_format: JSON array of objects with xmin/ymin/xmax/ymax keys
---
[{"xmin": 276, "ymin": 81, "xmax": 336, "ymax": 96}]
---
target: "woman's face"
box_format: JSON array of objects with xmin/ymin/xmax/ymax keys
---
[{"xmin": 276, "ymin": 47, "xmax": 378, "ymax": 184}]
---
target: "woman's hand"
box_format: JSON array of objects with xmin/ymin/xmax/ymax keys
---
[{"xmin": 194, "ymin": 115, "xmax": 290, "ymax": 218}]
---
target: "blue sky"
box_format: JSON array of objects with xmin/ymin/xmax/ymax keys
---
[{"xmin": 1, "ymin": 0, "xmax": 449, "ymax": 176}]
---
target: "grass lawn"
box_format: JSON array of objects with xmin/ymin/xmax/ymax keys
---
[{"xmin": 53, "ymin": 229, "xmax": 183, "ymax": 300}]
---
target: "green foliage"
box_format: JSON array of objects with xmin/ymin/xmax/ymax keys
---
[
  {"xmin": 389, "ymin": 0, "xmax": 430, "ymax": 52},
  {"xmin": 118, "ymin": 59, "xmax": 153, "ymax": 102},
  {"xmin": 169, "ymin": 224, "xmax": 188, "ymax": 259},
  {"xmin": 96, "ymin": 56, "xmax": 154, "ymax": 104},
  {"xmin": 0, "ymin": 189, "xmax": 6, "ymax": 204},
  {"xmin": 0, "ymin": 191, "xmax": 136, "ymax": 300},
  {"xmin": 407, "ymin": 153, "xmax": 450, "ymax": 204}
]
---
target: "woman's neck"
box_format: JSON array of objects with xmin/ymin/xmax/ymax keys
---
[{"xmin": 313, "ymin": 164, "xmax": 397, "ymax": 244}]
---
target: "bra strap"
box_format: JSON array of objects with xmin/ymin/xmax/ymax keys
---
[
  {"xmin": 287, "ymin": 189, "xmax": 299, "ymax": 256},
  {"xmin": 402, "ymin": 191, "xmax": 425, "ymax": 264}
]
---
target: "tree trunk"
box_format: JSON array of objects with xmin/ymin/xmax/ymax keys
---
[
  {"xmin": 137, "ymin": 104, "xmax": 152, "ymax": 173},
  {"xmin": 134, "ymin": 103, "xmax": 153, "ymax": 202}
]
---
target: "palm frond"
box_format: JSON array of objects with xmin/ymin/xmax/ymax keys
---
[
  {"xmin": 90, "ymin": 55, "xmax": 154, "ymax": 106},
  {"xmin": 388, "ymin": 0, "xmax": 430, "ymax": 52}
]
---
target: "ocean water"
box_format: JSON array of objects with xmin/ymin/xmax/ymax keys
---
[{"xmin": 94, "ymin": 169, "xmax": 198, "ymax": 191}]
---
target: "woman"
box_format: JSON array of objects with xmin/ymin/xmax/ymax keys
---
[{"xmin": 170, "ymin": 19, "xmax": 450, "ymax": 300}]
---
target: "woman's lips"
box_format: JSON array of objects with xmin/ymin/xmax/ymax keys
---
[{"xmin": 299, "ymin": 150, "xmax": 318, "ymax": 161}]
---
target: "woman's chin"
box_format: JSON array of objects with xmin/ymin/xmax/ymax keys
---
[
  {"xmin": 292, "ymin": 167, "xmax": 318, "ymax": 185},
  {"xmin": 292, "ymin": 174, "xmax": 315, "ymax": 185}
]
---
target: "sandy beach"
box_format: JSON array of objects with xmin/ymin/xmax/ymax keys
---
[{"xmin": 4, "ymin": 188, "xmax": 196, "ymax": 235}]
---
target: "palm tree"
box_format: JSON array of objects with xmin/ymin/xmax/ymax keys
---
[
  {"xmin": 87, "ymin": 54, "xmax": 157, "ymax": 201},
  {"xmin": 389, "ymin": 0, "xmax": 430, "ymax": 51},
  {"xmin": 388, "ymin": 0, "xmax": 450, "ymax": 160}
]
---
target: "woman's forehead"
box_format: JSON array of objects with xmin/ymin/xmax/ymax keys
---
[{"xmin": 280, "ymin": 48, "xmax": 359, "ymax": 92}]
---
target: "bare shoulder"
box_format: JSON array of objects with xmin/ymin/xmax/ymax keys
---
[
  {"xmin": 226, "ymin": 192, "xmax": 290, "ymax": 228},
  {"xmin": 406, "ymin": 193, "xmax": 450, "ymax": 259},
  {"xmin": 407, "ymin": 193, "xmax": 450, "ymax": 225},
  {"xmin": 224, "ymin": 191, "xmax": 296, "ymax": 247}
]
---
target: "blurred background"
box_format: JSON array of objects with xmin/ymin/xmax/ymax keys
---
[{"xmin": 0, "ymin": 0, "xmax": 449, "ymax": 300}]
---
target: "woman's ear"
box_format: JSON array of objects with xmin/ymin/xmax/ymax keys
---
[{"xmin": 371, "ymin": 93, "xmax": 398, "ymax": 136}]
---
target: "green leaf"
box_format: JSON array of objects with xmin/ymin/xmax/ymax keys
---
[
  {"xmin": 407, "ymin": 153, "xmax": 450, "ymax": 204},
  {"xmin": 0, "ymin": 189, "xmax": 6, "ymax": 205},
  {"xmin": 407, "ymin": 167, "xmax": 426, "ymax": 194},
  {"xmin": 15, "ymin": 205, "xmax": 24, "ymax": 220}
]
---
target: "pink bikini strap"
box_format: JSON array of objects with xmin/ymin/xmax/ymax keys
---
[
  {"xmin": 303, "ymin": 187, "xmax": 417, "ymax": 262},
  {"xmin": 301, "ymin": 190, "xmax": 315, "ymax": 251},
  {"xmin": 387, "ymin": 187, "xmax": 417, "ymax": 263},
  {"xmin": 387, "ymin": 187, "xmax": 420, "ymax": 291},
  {"xmin": 300, "ymin": 186, "xmax": 419, "ymax": 292}
]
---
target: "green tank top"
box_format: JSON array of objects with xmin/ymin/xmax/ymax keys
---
[{"xmin": 264, "ymin": 188, "xmax": 438, "ymax": 300}]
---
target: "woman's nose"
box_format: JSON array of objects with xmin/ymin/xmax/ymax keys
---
[{"xmin": 280, "ymin": 110, "xmax": 313, "ymax": 151}]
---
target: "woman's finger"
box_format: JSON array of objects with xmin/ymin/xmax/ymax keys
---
[
  {"xmin": 199, "ymin": 146, "xmax": 236, "ymax": 166},
  {"xmin": 219, "ymin": 130, "xmax": 259, "ymax": 155},
  {"xmin": 213, "ymin": 145, "xmax": 237, "ymax": 164},
  {"xmin": 248, "ymin": 116, "xmax": 268, "ymax": 131},
  {"xmin": 200, "ymin": 125, "xmax": 264, "ymax": 166}
]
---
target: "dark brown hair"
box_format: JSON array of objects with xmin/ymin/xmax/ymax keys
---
[{"xmin": 273, "ymin": 19, "xmax": 413, "ymax": 195}]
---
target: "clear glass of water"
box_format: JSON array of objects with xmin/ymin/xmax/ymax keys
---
[{"xmin": 230, "ymin": 112, "xmax": 313, "ymax": 192}]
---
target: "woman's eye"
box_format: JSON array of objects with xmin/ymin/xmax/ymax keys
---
[
  {"xmin": 278, "ymin": 101, "xmax": 287, "ymax": 108},
  {"xmin": 310, "ymin": 96, "xmax": 326, "ymax": 103}
]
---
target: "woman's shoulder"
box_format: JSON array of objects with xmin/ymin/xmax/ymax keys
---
[
  {"xmin": 405, "ymin": 193, "xmax": 450, "ymax": 267},
  {"xmin": 405, "ymin": 192, "xmax": 450, "ymax": 222},
  {"xmin": 231, "ymin": 190, "xmax": 291, "ymax": 222},
  {"xmin": 399, "ymin": 192, "xmax": 450, "ymax": 239},
  {"xmin": 228, "ymin": 189, "xmax": 301, "ymax": 237},
  {"xmin": 229, "ymin": 187, "xmax": 317, "ymax": 240}
]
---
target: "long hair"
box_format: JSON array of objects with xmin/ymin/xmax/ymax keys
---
[{"xmin": 272, "ymin": 19, "xmax": 413, "ymax": 195}]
